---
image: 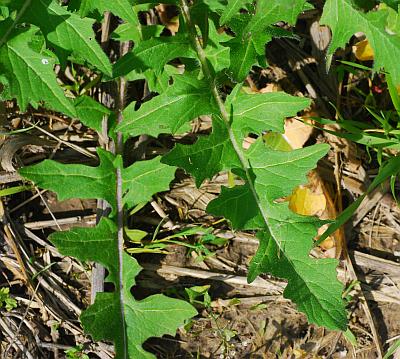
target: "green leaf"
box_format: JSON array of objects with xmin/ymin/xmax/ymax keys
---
[
  {"xmin": 19, "ymin": 148, "xmax": 116, "ymax": 213},
  {"xmin": 20, "ymin": 0, "xmax": 112, "ymax": 75},
  {"xmin": 207, "ymin": 184, "xmax": 264, "ymax": 229},
  {"xmin": 224, "ymin": 0, "xmax": 307, "ymax": 81},
  {"xmin": 249, "ymin": 0, "xmax": 308, "ymax": 31},
  {"xmin": 50, "ymin": 219, "xmax": 196, "ymax": 359},
  {"xmin": 225, "ymin": 36, "xmax": 257, "ymax": 82},
  {"xmin": 263, "ymin": 132, "xmax": 293, "ymax": 152},
  {"xmin": 248, "ymin": 228, "xmax": 346, "ymax": 330},
  {"xmin": 74, "ymin": 95, "xmax": 111, "ymax": 133},
  {"xmin": 76, "ymin": 0, "xmax": 139, "ymax": 24},
  {"xmin": 383, "ymin": 338, "xmax": 400, "ymax": 359},
  {"xmin": 162, "ymin": 118, "xmax": 240, "ymax": 186},
  {"xmin": 379, "ymin": 3, "xmax": 400, "ymax": 35},
  {"xmin": 225, "ymin": 22, "xmax": 294, "ymax": 77},
  {"xmin": 0, "ymin": 185, "xmax": 32, "ymax": 198},
  {"xmin": 204, "ymin": 22, "xmax": 231, "ymax": 72},
  {"xmin": 112, "ymin": 23, "xmax": 164, "ymax": 42},
  {"xmin": 0, "ymin": 287, "xmax": 17, "ymax": 312},
  {"xmin": 122, "ymin": 156, "xmax": 177, "ymax": 208},
  {"xmin": 247, "ymin": 140, "xmax": 328, "ymax": 201},
  {"xmin": 321, "ymin": 0, "xmax": 400, "ymax": 84},
  {"xmin": 205, "ymin": 135, "xmax": 347, "ymax": 329},
  {"xmin": 229, "ymin": 91, "xmax": 311, "ymax": 138},
  {"xmin": 245, "ymin": 141, "xmax": 347, "ymax": 330},
  {"xmin": 220, "ymin": 0, "xmax": 249, "ymax": 25},
  {"xmin": 0, "ymin": 27, "xmax": 76, "ymax": 117},
  {"xmin": 113, "ymin": 35, "xmax": 195, "ymax": 77},
  {"xmin": 117, "ymin": 73, "xmax": 217, "ymax": 138},
  {"xmin": 125, "ymin": 228, "xmax": 148, "ymax": 242}
]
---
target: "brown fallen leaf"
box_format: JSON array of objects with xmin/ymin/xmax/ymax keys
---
[
  {"xmin": 259, "ymin": 82, "xmax": 282, "ymax": 93},
  {"xmin": 283, "ymin": 117, "xmax": 314, "ymax": 150}
]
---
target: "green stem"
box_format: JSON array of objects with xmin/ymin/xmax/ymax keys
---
[{"xmin": 179, "ymin": 0, "xmax": 283, "ymax": 252}]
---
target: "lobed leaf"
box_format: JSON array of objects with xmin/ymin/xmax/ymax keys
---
[
  {"xmin": 19, "ymin": 0, "xmax": 112, "ymax": 75},
  {"xmin": 321, "ymin": 0, "xmax": 400, "ymax": 84},
  {"xmin": 220, "ymin": 0, "xmax": 250, "ymax": 25},
  {"xmin": 247, "ymin": 141, "xmax": 347, "ymax": 330},
  {"xmin": 0, "ymin": 27, "xmax": 76, "ymax": 117},
  {"xmin": 74, "ymin": 95, "xmax": 111, "ymax": 133},
  {"xmin": 246, "ymin": 140, "xmax": 329, "ymax": 202},
  {"xmin": 117, "ymin": 73, "xmax": 217, "ymax": 138},
  {"xmin": 229, "ymin": 91, "xmax": 311, "ymax": 138},
  {"xmin": 113, "ymin": 35, "xmax": 196, "ymax": 77},
  {"xmin": 19, "ymin": 148, "xmax": 116, "ymax": 212},
  {"xmin": 74, "ymin": 0, "xmax": 139, "ymax": 24},
  {"xmin": 249, "ymin": 227, "xmax": 346, "ymax": 330},
  {"xmin": 204, "ymin": 22, "xmax": 231, "ymax": 72},
  {"xmin": 50, "ymin": 219, "xmax": 196, "ymax": 359},
  {"xmin": 122, "ymin": 156, "xmax": 177, "ymax": 208},
  {"xmin": 207, "ymin": 139, "xmax": 347, "ymax": 329},
  {"xmin": 162, "ymin": 118, "xmax": 240, "ymax": 186},
  {"xmin": 224, "ymin": 0, "xmax": 308, "ymax": 81}
]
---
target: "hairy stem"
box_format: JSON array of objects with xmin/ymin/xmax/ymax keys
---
[{"xmin": 179, "ymin": 0, "xmax": 281, "ymax": 250}]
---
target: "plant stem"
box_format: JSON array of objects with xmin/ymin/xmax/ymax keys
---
[
  {"xmin": 115, "ymin": 41, "xmax": 131, "ymax": 358},
  {"xmin": 92, "ymin": 10, "xmax": 113, "ymax": 304},
  {"xmin": 179, "ymin": 0, "xmax": 280, "ymax": 251}
]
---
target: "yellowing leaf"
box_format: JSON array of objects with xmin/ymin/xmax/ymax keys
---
[
  {"xmin": 354, "ymin": 39, "xmax": 374, "ymax": 61},
  {"xmin": 288, "ymin": 169, "xmax": 343, "ymax": 258},
  {"xmin": 289, "ymin": 185, "xmax": 326, "ymax": 216}
]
